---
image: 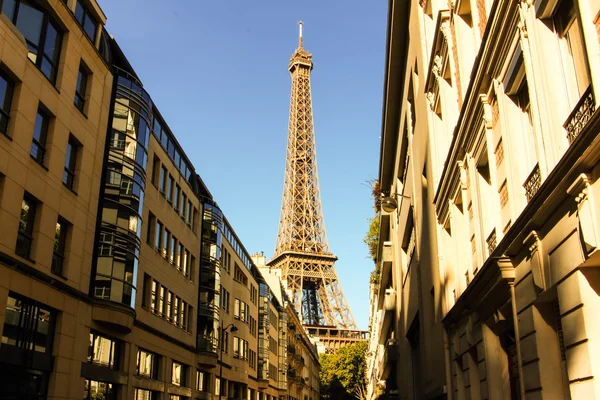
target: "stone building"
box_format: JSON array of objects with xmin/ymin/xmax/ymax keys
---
[
  {"xmin": 369, "ymin": 0, "xmax": 600, "ymax": 398},
  {"xmin": 0, "ymin": 1, "xmax": 315, "ymax": 399}
]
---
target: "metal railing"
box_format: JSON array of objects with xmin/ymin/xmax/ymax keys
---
[
  {"xmin": 565, "ymin": 86, "xmax": 595, "ymax": 144},
  {"xmin": 523, "ymin": 164, "xmax": 541, "ymax": 203}
]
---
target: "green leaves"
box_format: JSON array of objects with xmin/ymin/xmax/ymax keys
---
[{"xmin": 319, "ymin": 341, "xmax": 368, "ymax": 399}]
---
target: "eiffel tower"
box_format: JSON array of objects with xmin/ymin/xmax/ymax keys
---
[{"xmin": 267, "ymin": 22, "xmax": 367, "ymax": 353}]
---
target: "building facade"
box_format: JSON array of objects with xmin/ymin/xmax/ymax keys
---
[
  {"xmin": 370, "ymin": 0, "xmax": 600, "ymax": 398},
  {"xmin": 0, "ymin": 1, "xmax": 318, "ymax": 400}
]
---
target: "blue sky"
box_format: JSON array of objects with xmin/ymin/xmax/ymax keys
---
[{"xmin": 101, "ymin": 0, "xmax": 387, "ymax": 330}]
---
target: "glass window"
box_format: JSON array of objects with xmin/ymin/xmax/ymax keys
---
[
  {"xmin": 159, "ymin": 285, "xmax": 165, "ymax": 316},
  {"xmin": 75, "ymin": 0, "xmax": 98, "ymax": 42},
  {"xmin": 30, "ymin": 108, "xmax": 49, "ymax": 165},
  {"xmin": 174, "ymin": 184, "xmax": 180, "ymax": 211},
  {"xmin": 84, "ymin": 380, "xmax": 115, "ymax": 400},
  {"xmin": 183, "ymin": 249, "xmax": 190, "ymax": 277},
  {"xmin": 74, "ymin": 63, "xmax": 88, "ymax": 112},
  {"xmin": 186, "ymin": 201, "xmax": 192, "ymax": 224},
  {"xmin": 167, "ymin": 175, "xmax": 174, "ymax": 202},
  {"xmin": 172, "ymin": 361, "xmax": 185, "ymax": 386},
  {"xmin": 63, "ymin": 136, "xmax": 78, "ymax": 189},
  {"xmin": 170, "ymin": 235, "xmax": 176, "ymax": 264},
  {"xmin": 134, "ymin": 389, "xmax": 157, "ymax": 400},
  {"xmin": 16, "ymin": 194, "xmax": 36, "ymax": 259},
  {"xmin": 155, "ymin": 221, "xmax": 163, "ymax": 250},
  {"xmin": 159, "ymin": 166, "xmax": 167, "ymax": 193},
  {"xmin": 136, "ymin": 348, "xmax": 157, "ymax": 379},
  {"xmin": 6, "ymin": 1, "xmax": 62, "ymax": 82},
  {"xmin": 555, "ymin": 0, "xmax": 590, "ymax": 102},
  {"xmin": 196, "ymin": 370, "xmax": 208, "ymax": 391},
  {"xmin": 0, "ymin": 70, "xmax": 14, "ymax": 135},
  {"xmin": 51, "ymin": 217, "xmax": 68, "ymax": 276},
  {"xmin": 166, "ymin": 291, "xmax": 172, "ymax": 321},
  {"xmin": 177, "ymin": 243, "xmax": 184, "ymax": 269},
  {"xmin": 180, "ymin": 193, "xmax": 187, "ymax": 217},
  {"xmin": 173, "ymin": 296, "xmax": 179, "ymax": 325},
  {"xmin": 163, "ymin": 229, "xmax": 170, "ymax": 258},
  {"xmin": 1, "ymin": 293, "xmax": 55, "ymax": 353},
  {"xmin": 150, "ymin": 280, "xmax": 158, "ymax": 313},
  {"xmin": 88, "ymin": 332, "xmax": 118, "ymax": 369}
]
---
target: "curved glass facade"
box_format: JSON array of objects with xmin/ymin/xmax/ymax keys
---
[
  {"xmin": 91, "ymin": 69, "xmax": 152, "ymax": 308},
  {"xmin": 197, "ymin": 203, "xmax": 223, "ymax": 353}
]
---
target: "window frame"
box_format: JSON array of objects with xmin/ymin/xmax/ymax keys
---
[
  {"xmin": 3, "ymin": 0, "xmax": 63, "ymax": 83},
  {"xmin": 0, "ymin": 69, "xmax": 14, "ymax": 136},
  {"xmin": 63, "ymin": 135, "xmax": 79, "ymax": 190},
  {"xmin": 88, "ymin": 331, "xmax": 119, "ymax": 369},
  {"xmin": 16, "ymin": 193, "xmax": 37, "ymax": 259},
  {"xmin": 30, "ymin": 108, "xmax": 50, "ymax": 166},
  {"xmin": 74, "ymin": 0, "xmax": 98, "ymax": 43},
  {"xmin": 51, "ymin": 216, "xmax": 68, "ymax": 276},
  {"xmin": 74, "ymin": 62, "xmax": 89, "ymax": 113},
  {"xmin": 136, "ymin": 348, "xmax": 158, "ymax": 379}
]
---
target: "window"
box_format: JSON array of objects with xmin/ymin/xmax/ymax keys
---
[
  {"xmin": 172, "ymin": 361, "xmax": 185, "ymax": 386},
  {"xmin": 180, "ymin": 193, "xmax": 187, "ymax": 217},
  {"xmin": 16, "ymin": 194, "xmax": 36, "ymax": 259},
  {"xmin": 63, "ymin": 136, "xmax": 79, "ymax": 189},
  {"xmin": 2, "ymin": 0, "xmax": 61, "ymax": 81},
  {"xmin": 181, "ymin": 300, "xmax": 188, "ymax": 330},
  {"xmin": 75, "ymin": 0, "xmax": 98, "ymax": 42},
  {"xmin": 174, "ymin": 184, "xmax": 180, "ymax": 211},
  {"xmin": 166, "ymin": 291, "xmax": 173, "ymax": 321},
  {"xmin": 152, "ymin": 156, "xmax": 161, "ymax": 187},
  {"xmin": 88, "ymin": 332, "xmax": 118, "ymax": 369},
  {"xmin": 554, "ymin": 0, "xmax": 590, "ymax": 105},
  {"xmin": 173, "ymin": 296, "xmax": 180, "ymax": 325},
  {"xmin": 158, "ymin": 285, "xmax": 165, "ymax": 316},
  {"xmin": 163, "ymin": 229, "xmax": 170, "ymax": 259},
  {"xmin": 136, "ymin": 348, "xmax": 157, "ymax": 379},
  {"xmin": 250, "ymin": 284, "xmax": 257, "ymax": 305},
  {"xmin": 233, "ymin": 337, "xmax": 249, "ymax": 360},
  {"xmin": 221, "ymin": 288, "xmax": 230, "ymax": 312},
  {"xmin": 150, "ymin": 280, "xmax": 158, "ymax": 313},
  {"xmin": 196, "ymin": 370, "xmax": 210, "ymax": 392},
  {"xmin": 186, "ymin": 200, "xmax": 192, "ymax": 225},
  {"xmin": 183, "ymin": 249, "xmax": 190, "ymax": 277},
  {"xmin": 84, "ymin": 380, "xmax": 115, "ymax": 400},
  {"xmin": 30, "ymin": 108, "xmax": 49, "ymax": 165},
  {"xmin": 234, "ymin": 265, "xmax": 248, "ymax": 286},
  {"xmin": 155, "ymin": 221, "xmax": 163, "ymax": 251},
  {"xmin": 0, "ymin": 70, "xmax": 14, "ymax": 136},
  {"xmin": 74, "ymin": 63, "xmax": 88, "ymax": 112},
  {"xmin": 134, "ymin": 388, "xmax": 157, "ymax": 400},
  {"xmin": 1, "ymin": 293, "xmax": 55, "ymax": 353},
  {"xmin": 221, "ymin": 330, "xmax": 229, "ymax": 353},
  {"xmin": 51, "ymin": 217, "xmax": 68, "ymax": 276},
  {"xmin": 177, "ymin": 243, "xmax": 184, "ymax": 270},
  {"xmin": 159, "ymin": 166, "xmax": 167, "ymax": 193},
  {"xmin": 167, "ymin": 175, "xmax": 174, "ymax": 202},
  {"xmin": 170, "ymin": 235, "xmax": 176, "ymax": 264}
]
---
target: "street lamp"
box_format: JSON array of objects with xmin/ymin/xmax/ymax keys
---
[
  {"xmin": 380, "ymin": 193, "xmax": 411, "ymax": 213},
  {"xmin": 218, "ymin": 322, "xmax": 238, "ymax": 399}
]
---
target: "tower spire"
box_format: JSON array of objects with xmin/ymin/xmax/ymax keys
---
[{"xmin": 269, "ymin": 23, "xmax": 365, "ymax": 350}]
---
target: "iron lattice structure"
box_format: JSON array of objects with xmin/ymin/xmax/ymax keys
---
[{"xmin": 269, "ymin": 23, "xmax": 359, "ymax": 335}]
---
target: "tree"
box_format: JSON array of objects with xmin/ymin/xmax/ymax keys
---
[{"xmin": 319, "ymin": 341, "xmax": 368, "ymax": 399}]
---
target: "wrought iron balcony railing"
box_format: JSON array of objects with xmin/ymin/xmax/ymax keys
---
[
  {"xmin": 487, "ymin": 229, "xmax": 497, "ymax": 255},
  {"xmin": 523, "ymin": 164, "xmax": 541, "ymax": 203},
  {"xmin": 565, "ymin": 86, "xmax": 595, "ymax": 144}
]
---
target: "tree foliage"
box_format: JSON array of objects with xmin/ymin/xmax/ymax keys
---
[{"xmin": 319, "ymin": 341, "xmax": 368, "ymax": 400}]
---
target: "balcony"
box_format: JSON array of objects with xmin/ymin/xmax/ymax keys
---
[
  {"xmin": 382, "ymin": 339, "xmax": 399, "ymax": 380},
  {"xmin": 487, "ymin": 229, "xmax": 497, "ymax": 255},
  {"xmin": 523, "ymin": 164, "xmax": 541, "ymax": 203},
  {"xmin": 378, "ymin": 241, "xmax": 393, "ymax": 309},
  {"xmin": 378, "ymin": 288, "xmax": 396, "ymax": 345},
  {"xmin": 565, "ymin": 86, "xmax": 595, "ymax": 144}
]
